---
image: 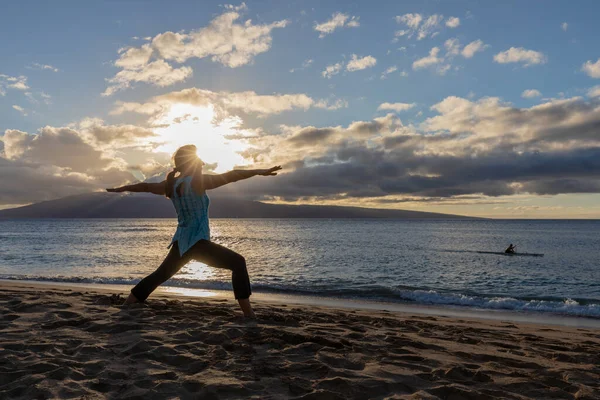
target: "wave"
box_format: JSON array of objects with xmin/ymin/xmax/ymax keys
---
[{"xmin": 2, "ymin": 274, "xmax": 599, "ymax": 318}]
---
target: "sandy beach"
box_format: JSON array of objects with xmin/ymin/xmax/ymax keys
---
[{"xmin": 1, "ymin": 281, "xmax": 599, "ymax": 400}]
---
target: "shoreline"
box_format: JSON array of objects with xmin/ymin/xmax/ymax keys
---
[
  {"xmin": 1, "ymin": 280, "xmax": 599, "ymax": 399},
  {"xmin": 2, "ymin": 279, "xmax": 600, "ymax": 329}
]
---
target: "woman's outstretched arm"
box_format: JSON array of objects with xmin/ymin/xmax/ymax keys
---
[
  {"xmin": 196, "ymin": 166, "xmax": 281, "ymax": 191},
  {"xmin": 106, "ymin": 180, "xmax": 166, "ymax": 195}
]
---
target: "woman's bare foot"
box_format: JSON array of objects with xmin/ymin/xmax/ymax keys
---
[
  {"xmin": 238, "ymin": 298, "xmax": 256, "ymax": 318},
  {"xmin": 124, "ymin": 292, "xmax": 140, "ymax": 305}
]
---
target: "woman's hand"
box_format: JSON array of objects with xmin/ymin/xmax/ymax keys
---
[{"xmin": 259, "ymin": 166, "xmax": 282, "ymax": 176}]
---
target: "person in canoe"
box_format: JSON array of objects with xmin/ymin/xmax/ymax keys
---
[
  {"xmin": 505, "ymin": 244, "xmax": 516, "ymax": 254},
  {"xmin": 106, "ymin": 144, "xmax": 282, "ymax": 318}
]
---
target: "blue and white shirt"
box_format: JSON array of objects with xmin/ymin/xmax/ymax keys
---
[{"xmin": 168, "ymin": 175, "xmax": 210, "ymax": 256}]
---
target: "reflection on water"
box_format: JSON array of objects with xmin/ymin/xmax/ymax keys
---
[{"xmin": 180, "ymin": 262, "xmax": 217, "ymax": 282}]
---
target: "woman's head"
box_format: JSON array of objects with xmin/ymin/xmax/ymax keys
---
[
  {"xmin": 165, "ymin": 144, "xmax": 203, "ymax": 198},
  {"xmin": 173, "ymin": 144, "xmax": 203, "ymax": 174}
]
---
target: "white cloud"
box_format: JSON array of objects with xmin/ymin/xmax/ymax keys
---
[
  {"xmin": 437, "ymin": 64, "xmax": 451, "ymax": 75},
  {"xmin": 380, "ymin": 65, "xmax": 397, "ymax": 79},
  {"xmin": 588, "ymin": 86, "xmax": 600, "ymax": 98},
  {"xmin": 346, "ymin": 54, "xmax": 377, "ymax": 72},
  {"xmin": 378, "ymin": 102, "xmax": 415, "ymax": 112},
  {"xmin": 582, "ymin": 58, "xmax": 600, "ymax": 78},
  {"xmin": 24, "ymin": 92, "xmax": 37, "ymax": 104},
  {"xmin": 115, "ymin": 44, "xmax": 153, "ymax": 69},
  {"xmin": 394, "ymin": 13, "xmax": 443, "ymax": 40},
  {"xmin": 322, "ymin": 62, "xmax": 343, "ymax": 78},
  {"xmin": 493, "ymin": 47, "xmax": 547, "ymax": 67},
  {"xmin": 12, "ymin": 105, "xmax": 27, "ymax": 116},
  {"xmin": 412, "ymin": 47, "xmax": 442, "ymax": 69},
  {"xmin": 28, "ymin": 63, "xmax": 59, "ymax": 72},
  {"xmin": 446, "ymin": 17, "xmax": 460, "ymax": 28},
  {"xmin": 395, "ymin": 13, "xmax": 422, "ymax": 29},
  {"xmin": 414, "ymin": 40, "xmax": 486, "ymax": 75},
  {"xmin": 0, "ymin": 74, "xmax": 29, "ymax": 92},
  {"xmin": 103, "ymin": 60, "xmax": 193, "ymax": 96},
  {"xmin": 104, "ymin": 6, "xmax": 288, "ymax": 95},
  {"xmin": 561, "ymin": 22, "xmax": 568, "ymax": 31},
  {"xmin": 444, "ymin": 38, "xmax": 461, "ymax": 56},
  {"xmin": 314, "ymin": 12, "xmax": 360, "ymax": 38},
  {"xmin": 111, "ymin": 87, "xmax": 346, "ymax": 117},
  {"xmin": 521, "ymin": 89, "xmax": 542, "ymax": 98},
  {"xmin": 40, "ymin": 92, "xmax": 52, "ymax": 104},
  {"xmin": 289, "ymin": 59, "xmax": 313, "ymax": 73},
  {"xmin": 461, "ymin": 39, "xmax": 488, "ymax": 58}
]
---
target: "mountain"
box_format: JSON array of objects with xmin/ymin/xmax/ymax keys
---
[{"xmin": 0, "ymin": 192, "xmax": 477, "ymax": 219}]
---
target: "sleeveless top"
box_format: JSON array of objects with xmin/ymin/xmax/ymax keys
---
[{"xmin": 168, "ymin": 175, "xmax": 211, "ymax": 256}]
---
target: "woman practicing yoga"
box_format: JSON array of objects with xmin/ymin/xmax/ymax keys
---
[{"xmin": 106, "ymin": 144, "xmax": 281, "ymax": 317}]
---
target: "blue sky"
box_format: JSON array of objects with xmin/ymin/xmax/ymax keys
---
[{"xmin": 2, "ymin": 1, "xmax": 600, "ymax": 217}]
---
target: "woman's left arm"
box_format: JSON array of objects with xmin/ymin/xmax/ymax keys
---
[{"xmin": 195, "ymin": 166, "xmax": 281, "ymax": 191}]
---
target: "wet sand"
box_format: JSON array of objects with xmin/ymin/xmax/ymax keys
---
[{"xmin": 1, "ymin": 281, "xmax": 599, "ymax": 399}]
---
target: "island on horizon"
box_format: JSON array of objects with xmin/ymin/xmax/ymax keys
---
[{"xmin": 0, "ymin": 192, "xmax": 478, "ymax": 220}]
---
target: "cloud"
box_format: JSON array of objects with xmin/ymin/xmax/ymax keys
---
[
  {"xmin": 0, "ymin": 74, "xmax": 29, "ymax": 94},
  {"xmin": 5, "ymin": 93, "xmax": 600, "ymax": 207},
  {"xmin": 461, "ymin": 39, "xmax": 488, "ymax": 58},
  {"xmin": 377, "ymin": 102, "xmax": 415, "ymax": 112},
  {"xmin": 0, "ymin": 120, "xmax": 166, "ymax": 205},
  {"xmin": 28, "ymin": 63, "xmax": 59, "ymax": 72},
  {"xmin": 289, "ymin": 59, "xmax": 313, "ymax": 73},
  {"xmin": 210, "ymin": 95, "xmax": 600, "ymax": 203},
  {"xmin": 412, "ymin": 40, "xmax": 486, "ymax": 75},
  {"xmin": 40, "ymin": 92, "xmax": 52, "ymax": 104},
  {"xmin": 588, "ymin": 86, "xmax": 600, "ymax": 98},
  {"xmin": 322, "ymin": 62, "xmax": 343, "ymax": 78},
  {"xmin": 314, "ymin": 12, "xmax": 360, "ymax": 38},
  {"xmin": 582, "ymin": 58, "xmax": 600, "ymax": 78},
  {"xmin": 346, "ymin": 55, "xmax": 377, "ymax": 72},
  {"xmin": 394, "ymin": 13, "xmax": 443, "ymax": 40},
  {"xmin": 521, "ymin": 89, "xmax": 541, "ymax": 98},
  {"xmin": 12, "ymin": 105, "xmax": 27, "ymax": 116},
  {"xmin": 380, "ymin": 66, "xmax": 397, "ymax": 79},
  {"xmin": 102, "ymin": 60, "xmax": 193, "ymax": 96},
  {"xmin": 445, "ymin": 17, "xmax": 460, "ymax": 28},
  {"xmin": 561, "ymin": 22, "xmax": 568, "ymax": 31},
  {"xmin": 111, "ymin": 87, "xmax": 347, "ymax": 117},
  {"xmin": 104, "ymin": 6, "xmax": 288, "ymax": 95},
  {"xmin": 114, "ymin": 44, "xmax": 153, "ymax": 69},
  {"xmin": 412, "ymin": 47, "xmax": 442, "ymax": 69},
  {"xmin": 444, "ymin": 38, "xmax": 461, "ymax": 56},
  {"xmin": 493, "ymin": 47, "xmax": 547, "ymax": 67}
]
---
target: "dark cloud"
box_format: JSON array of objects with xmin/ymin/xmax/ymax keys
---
[{"xmin": 0, "ymin": 158, "xmax": 132, "ymax": 205}]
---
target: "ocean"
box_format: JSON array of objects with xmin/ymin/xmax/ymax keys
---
[{"xmin": 1, "ymin": 219, "xmax": 599, "ymax": 318}]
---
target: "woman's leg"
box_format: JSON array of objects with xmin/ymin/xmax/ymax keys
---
[
  {"xmin": 187, "ymin": 240, "xmax": 254, "ymax": 317},
  {"xmin": 127, "ymin": 242, "xmax": 189, "ymax": 304}
]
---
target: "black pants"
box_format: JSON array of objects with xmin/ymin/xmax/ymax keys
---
[{"xmin": 131, "ymin": 240, "xmax": 251, "ymax": 302}]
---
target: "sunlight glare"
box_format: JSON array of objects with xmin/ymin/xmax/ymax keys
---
[{"xmin": 153, "ymin": 103, "xmax": 250, "ymax": 172}]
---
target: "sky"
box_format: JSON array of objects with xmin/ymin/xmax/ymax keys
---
[{"xmin": 1, "ymin": 0, "xmax": 600, "ymax": 218}]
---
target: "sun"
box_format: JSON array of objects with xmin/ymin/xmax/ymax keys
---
[{"xmin": 153, "ymin": 103, "xmax": 250, "ymax": 172}]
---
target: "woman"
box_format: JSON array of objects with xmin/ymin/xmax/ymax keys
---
[{"xmin": 106, "ymin": 144, "xmax": 281, "ymax": 318}]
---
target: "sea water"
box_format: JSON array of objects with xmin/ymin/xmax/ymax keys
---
[{"xmin": 1, "ymin": 219, "xmax": 599, "ymax": 318}]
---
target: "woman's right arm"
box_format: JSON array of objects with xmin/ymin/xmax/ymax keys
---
[{"xmin": 106, "ymin": 180, "xmax": 166, "ymax": 195}]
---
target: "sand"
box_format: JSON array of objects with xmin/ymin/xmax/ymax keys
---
[{"xmin": 1, "ymin": 281, "xmax": 599, "ymax": 400}]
